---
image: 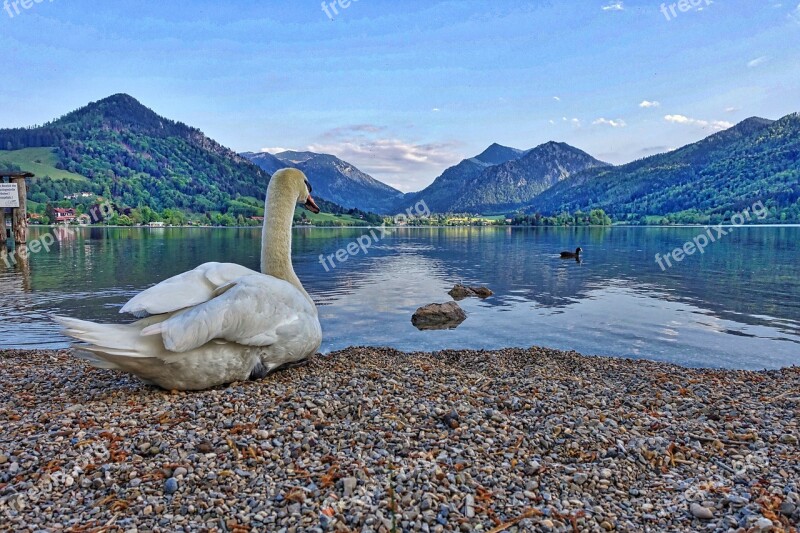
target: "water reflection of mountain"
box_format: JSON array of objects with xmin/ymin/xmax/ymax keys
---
[
  {"xmin": 2, "ymin": 226, "xmax": 798, "ymax": 365},
  {"xmin": 305, "ymin": 226, "xmax": 800, "ymax": 339}
]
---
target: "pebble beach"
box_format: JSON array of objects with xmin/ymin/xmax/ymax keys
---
[{"xmin": 1, "ymin": 347, "xmax": 798, "ymax": 532}]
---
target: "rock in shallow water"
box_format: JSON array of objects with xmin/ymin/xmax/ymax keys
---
[
  {"xmin": 448, "ymin": 284, "xmax": 493, "ymax": 300},
  {"xmin": 411, "ymin": 302, "xmax": 467, "ymax": 330}
]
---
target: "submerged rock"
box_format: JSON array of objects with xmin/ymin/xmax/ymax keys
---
[
  {"xmin": 448, "ymin": 284, "xmax": 493, "ymax": 301},
  {"xmin": 411, "ymin": 302, "xmax": 467, "ymax": 330}
]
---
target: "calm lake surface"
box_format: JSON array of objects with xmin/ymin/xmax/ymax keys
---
[{"xmin": 1, "ymin": 226, "xmax": 798, "ymax": 370}]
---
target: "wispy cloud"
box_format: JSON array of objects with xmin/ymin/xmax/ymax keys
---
[
  {"xmin": 790, "ymin": 3, "xmax": 800, "ymax": 23},
  {"xmin": 432, "ymin": 108, "xmax": 441, "ymax": 112},
  {"xmin": 664, "ymin": 114, "xmax": 733, "ymax": 131},
  {"xmin": 562, "ymin": 116, "xmax": 582, "ymax": 127},
  {"xmin": 725, "ymin": 106, "xmax": 739, "ymax": 113},
  {"xmin": 553, "ymin": 96, "xmax": 561, "ymax": 102},
  {"xmin": 601, "ymin": 1, "xmax": 624, "ymax": 11},
  {"xmin": 747, "ymin": 56, "xmax": 769, "ymax": 68},
  {"xmin": 593, "ymin": 117, "xmax": 627, "ymax": 128},
  {"xmin": 297, "ymin": 125, "xmax": 463, "ymax": 192},
  {"xmin": 639, "ymin": 100, "xmax": 660, "ymax": 108}
]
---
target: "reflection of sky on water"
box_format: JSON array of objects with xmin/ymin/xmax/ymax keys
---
[{"xmin": 1, "ymin": 226, "xmax": 798, "ymax": 369}]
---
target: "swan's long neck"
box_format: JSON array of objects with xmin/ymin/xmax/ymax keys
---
[{"xmin": 260, "ymin": 184, "xmax": 313, "ymax": 305}]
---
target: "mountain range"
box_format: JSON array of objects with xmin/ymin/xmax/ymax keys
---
[
  {"xmin": 0, "ymin": 94, "xmax": 798, "ymax": 223},
  {"xmin": 402, "ymin": 142, "xmax": 609, "ymax": 214},
  {"xmin": 242, "ymin": 150, "xmax": 403, "ymax": 213},
  {"xmin": 526, "ymin": 115, "xmax": 800, "ymax": 221}
]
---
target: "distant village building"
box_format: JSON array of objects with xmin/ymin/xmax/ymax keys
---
[
  {"xmin": 148, "ymin": 221, "xmax": 165, "ymax": 227},
  {"xmin": 63, "ymin": 192, "xmax": 94, "ymax": 200},
  {"xmin": 53, "ymin": 208, "xmax": 77, "ymax": 224}
]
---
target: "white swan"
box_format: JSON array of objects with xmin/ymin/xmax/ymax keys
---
[{"xmin": 54, "ymin": 168, "xmax": 323, "ymax": 390}]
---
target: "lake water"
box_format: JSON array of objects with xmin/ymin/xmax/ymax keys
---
[{"xmin": 1, "ymin": 226, "xmax": 798, "ymax": 370}]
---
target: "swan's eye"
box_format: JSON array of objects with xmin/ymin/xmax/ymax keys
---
[{"xmin": 304, "ymin": 180, "xmax": 313, "ymax": 193}]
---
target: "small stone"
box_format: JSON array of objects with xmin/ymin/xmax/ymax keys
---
[
  {"xmin": 780, "ymin": 501, "xmax": 796, "ymax": 516},
  {"xmin": 573, "ymin": 472, "xmax": 588, "ymax": 485},
  {"xmin": 165, "ymin": 477, "xmax": 179, "ymax": 495},
  {"xmin": 0, "ymin": 455, "xmax": 7, "ymax": 465},
  {"xmin": 600, "ymin": 468, "xmax": 612, "ymax": 479},
  {"xmin": 463, "ymin": 495, "xmax": 475, "ymax": 518},
  {"xmin": 173, "ymin": 467, "xmax": 188, "ymax": 478},
  {"xmin": 754, "ymin": 517, "xmax": 773, "ymax": 531},
  {"xmin": 541, "ymin": 519, "xmax": 554, "ymax": 529},
  {"xmin": 690, "ymin": 503, "xmax": 714, "ymax": 520},
  {"xmin": 342, "ymin": 477, "xmax": 357, "ymax": 497},
  {"xmin": 779, "ymin": 434, "xmax": 798, "ymax": 445}
]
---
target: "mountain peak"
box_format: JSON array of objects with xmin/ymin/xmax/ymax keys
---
[
  {"xmin": 55, "ymin": 93, "xmax": 180, "ymax": 136},
  {"xmin": 97, "ymin": 93, "xmax": 144, "ymax": 106},
  {"xmin": 276, "ymin": 150, "xmax": 324, "ymax": 164},
  {"xmin": 474, "ymin": 143, "xmax": 524, "ymax": 166}
]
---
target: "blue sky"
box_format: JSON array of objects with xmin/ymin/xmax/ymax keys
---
[{"xmin": 1, "ymin": 0, "xmax": 799, "ymax": 191}]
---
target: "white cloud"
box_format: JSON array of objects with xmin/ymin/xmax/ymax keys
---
[
  {"xmin": 601, "ymin": 1, "xmax": 624, "ymax": 11},
  {"xmin": 300, "ymin": 125, "xmax": 463, "ymax": 192},
  {"xmin": 790, "ymin": 3, "xmax": 800, "ymax": 23},
  {"xmin": 553, "ymin": 96, "xmax": 561, "ymax": 101},
  {"xmin": 593, "ymin": 118, "xmax": 627, "ymax": 128},
  {"xmin": 747, "ymin": 56, "xmax": 769, "ymax": 68},
  {"xmin": 432, "ymin": 108, "xmax": 441, "ymax": 112},
  {"xmin": 548, "ymin": 119, "xmax": 556, "ymax": 125},
  {"xmin": 725, "ymin": 106, "xmax": 739, "ymax": 113},
  {"xmin": 261, "ymin": 147, "xmax": 291, "ymax": 154},
  {"xmin": 664, "ymin": 114, "xmax": 733, "ymax": 131},
  {"xmin": 639, "ymin": 100, "xmax": 660, "ymax": 108}
]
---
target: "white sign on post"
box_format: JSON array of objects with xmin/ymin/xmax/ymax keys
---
[{"xmin": 0, "ymin": 183, "xmax": 20, "ymax": 208}]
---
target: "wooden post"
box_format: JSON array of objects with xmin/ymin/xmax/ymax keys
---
[
  {"xmin": 11, "ymin": 175, "xmax": 27, "ymax": 245},
  {"xmin": 0, "ymin": 206, "xmax": 6, "ymax": 251}
]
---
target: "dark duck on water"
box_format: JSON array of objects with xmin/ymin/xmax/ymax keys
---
[{"xmin": 560, "ymin": 247, "xmax": 582, "ymax": 259}]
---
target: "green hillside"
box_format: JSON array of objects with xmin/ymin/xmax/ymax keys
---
[
  {"xmin": 0, "ymin": 147, "xmax": 87, "ymax": 181},
  {"xmin": 0, "ymin": 94, "xmax": 272, "ymax": 215},
  {"xmin": 526, "ymin": 114, "xmax": 800, "ymax": 223}
]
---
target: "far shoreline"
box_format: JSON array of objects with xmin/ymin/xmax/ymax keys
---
[{"xmin": 23, "ymin": 223, "xmax": 800, "ymax": 230}]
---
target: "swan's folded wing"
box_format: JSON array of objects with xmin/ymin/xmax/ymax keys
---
[
  {"xmin": 141, "ymin": 275, "xmax": 316, "ymax": 354},
  {"xmin": 120, "ymin": 262, "xmax": 258, "ymax": 317}
]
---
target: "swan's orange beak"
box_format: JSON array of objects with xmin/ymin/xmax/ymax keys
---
[{"xmin": 304, "ymin": 194, "xmax": 320, "ymax": 214}]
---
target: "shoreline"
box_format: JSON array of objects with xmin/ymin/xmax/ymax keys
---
[{"xmin": 1, "ymin": 346, "xmax": 798, "ymax": 531}]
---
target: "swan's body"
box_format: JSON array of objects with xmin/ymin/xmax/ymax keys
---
[{"xmin": 55, "ymin": 169, "xmax": 323, "ymax": 390}]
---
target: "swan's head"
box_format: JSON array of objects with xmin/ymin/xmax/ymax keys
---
[{"xmin": 270, "ymin": 168, "xmax": 320, "ymax": 214}]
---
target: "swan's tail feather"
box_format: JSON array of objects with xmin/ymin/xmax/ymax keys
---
[{"xmin": 53, "ymin": 315, "xmax": 167, "ymax": 370}]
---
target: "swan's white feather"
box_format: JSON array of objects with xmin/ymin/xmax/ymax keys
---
[
  {"xmin": 119, "ymin": 262, "xmax": 257, "ymax": 317},
  {"xmin": 142, "ymin": 275, "xmax": 314, "ymax": 353}
]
